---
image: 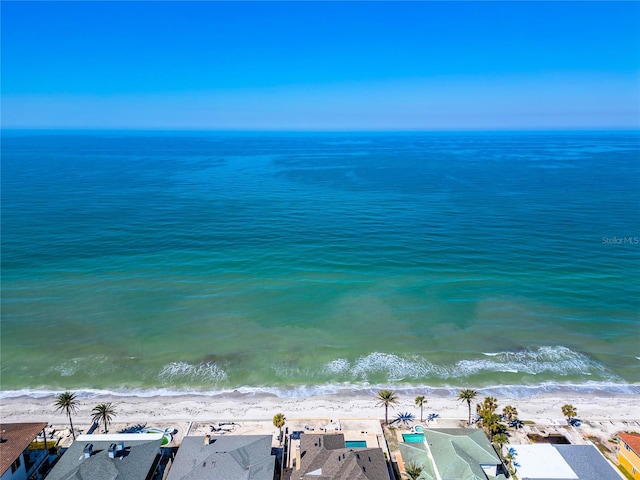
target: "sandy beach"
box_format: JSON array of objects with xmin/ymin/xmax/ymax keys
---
[
  {"xmin": 2, "ymin": 388, "xmax": 639, "ymax": 470},
  {"xmin": 2, "ymin": 390, "xmax": 638, "ymax": 426}
]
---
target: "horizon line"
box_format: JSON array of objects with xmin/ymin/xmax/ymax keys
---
[{"xmin": 3, "ymin": 127, "xmax": 640, "ymax": 134}]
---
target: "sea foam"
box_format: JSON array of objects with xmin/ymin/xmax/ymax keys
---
[
  {"xmin": 2, "ymin": 380, "xmax": 639, "ymax": 401},
  {"xmin": 318, "ymin": 346, "xmax": 618, "ymax": 382},
  {"xmin": 158, "ymin": 361, "xmax": 228, "ymax": 384}
]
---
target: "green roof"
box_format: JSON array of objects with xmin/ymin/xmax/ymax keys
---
[
  {"xmin": 400, "ymin": 429, "xmax": 508, "ymax": 480},
  {"xmin": 398, "ymin": 442, "xmax": 437, "ymax": 480}
]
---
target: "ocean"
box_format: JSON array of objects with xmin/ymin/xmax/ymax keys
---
[{"xmin": 1, "ymin": 130, "xmax": 639, "ymax": 399}]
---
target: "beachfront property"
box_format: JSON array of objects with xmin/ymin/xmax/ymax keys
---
[
  {"xmin": 618, "ymin": 433, "xmax": 640, "ymax": 479},
  {"xmin": 44, "ymin": 433, "xmax": 164, "ymax": 480},
  {"xmin": 0, "ymin": 423, "xmax": 50, "ymax": 480},
  {"xmin": 505, "ymin": 444, "xmax": 621, "ymax": 480},
  {"xmin": 397, "ymin": 428, "xmax": 506, "ymax": 480},
  {"xmin": 290, "ymin": 433, "xmax": 390, "ymax": 480},
  {"xmin": 165, "ymin": 434, "xmax": 275, "ymax": 480}
]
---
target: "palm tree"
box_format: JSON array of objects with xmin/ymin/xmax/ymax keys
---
[
  {"xmin": 273, "ymin": 413, "xmax": 286, "ymax": 446},
  {"xmin": 457, "ymin": 389, "xmax": 477, "ymax": 425},
  {"xmin": 54, "ymin": 391, "xmax": 80, "ymax": 440},
  {"xmin": 561, "ymin": 404, "xmax": 577, "ymax": 423},
  {"xmin": 504, "ymin": 446, "xmax": 518, "ymax": 474},
  {"xmin": 476, "ymin": 396, "xmax": 505, "ymax": 438},
  {"xmin": 91, "ymin": 402, "xmax": 116, "ymax": 433},
  {"xmin": 414, "ymin": 395, "xmax": 427, "ymax": 423},
  {"xmin": 480, "ymin": 396, "xmax": 498, "ymax": 414},
  {"xmin": 493, "ymin": 433, "xmax": 509, "ymax": 455},
  {"xmin": 376, "ymin": 390, "xmax": 398, "ymax": 426},
  {"xmin": 502, "ymin": 405, "xmax": 518, "ymax": 423},
  {"xmin": 403, "ymin": 461, "xmax": 423, "ymax": 480}
]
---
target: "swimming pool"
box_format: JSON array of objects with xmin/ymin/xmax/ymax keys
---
[
  {"xmin": 345, "ymin": 440, "xmax": 367, "ymax": 448},
  {"xmin": 402, "ymin": 433, "xmax": 425, "ymax": 443}
]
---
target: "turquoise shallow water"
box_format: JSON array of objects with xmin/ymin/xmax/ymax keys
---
[{"xmin": 1, "ymin": 131, "xmax": 639, "ymax": 397}]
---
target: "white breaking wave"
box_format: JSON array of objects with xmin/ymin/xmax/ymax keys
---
[
  {"xmin": 323, "ymin": 353, "xmax": 444, "ymax": 381},
  {"xmin": 473, "ymin": 346, "xmax": 609, "ymax": 376},
  {"xmin": 319, "ymin": 346, "xmax": 617, "ymax": 381},
  {"xmin": 2, "ymin": 381, "xmax": 639, "ymax": 401},
  {"xmin": 158, "ymin": 361, "xmax": 228, "ymax": 384},
  {"xmin": 322, "ymin": 358, "xmax": 351, "ymax": 374},
  {"xmin": 8, "ymin": 346, "xmax": 631, "ymax": 400}
]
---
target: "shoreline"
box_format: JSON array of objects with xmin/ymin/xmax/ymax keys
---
[
  {"xmin": 2, "ymin": 388, "xmax": 639, "ymax": 425},
  {"xmin": 1, "ymin": 380, "xmax": 638, "ymax": 401}
]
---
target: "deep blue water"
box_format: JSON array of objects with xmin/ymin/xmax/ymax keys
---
[{"xmin": 1, "ymin": 130, "xmax": 639, "ymax": 397}]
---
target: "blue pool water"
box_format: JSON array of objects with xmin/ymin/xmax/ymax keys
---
[
  {"xmin": 345, "ymin": 440, "xmax": 368, "ymax": 448},
  {"xmin": 402, "ymin": 433, "xmax": 425, "ymax": 443}
]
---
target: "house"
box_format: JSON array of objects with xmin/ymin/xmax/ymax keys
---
[
  {"xmin": 44, "ymin": 433, "xmax": 164, "ymax": 480},
  {"xmin": 291, "ymin": 433, "xmax": 390, "ymax": 480},
  {"xmin": 506, "ymin": 443, "xmax": 621, "ymax": 480},
  {"xmin": 619, "ymin": 433, "xmax": 640, "ymax": 479},
  {"xmin": 166, "ymin": 435, "xmax": 275, "ymax": 480},
  {"xmin": 398, "ymin": 428, "xmax": 507, "ymax": 480},
  {"xmin": 0, "ymin": 422, "xmax": 49, "ymax": 480}
]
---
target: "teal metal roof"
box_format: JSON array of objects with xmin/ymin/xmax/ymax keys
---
[
  {"xmin": 398, "ymin": 442, "xmax": 437, "ymax": 480},
  {"xmin": 400, "ymin": 428, "xmax": 508, "ymax": 480}
]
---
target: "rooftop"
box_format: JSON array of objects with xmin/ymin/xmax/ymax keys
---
[
  {"xmin": 399, "ymin": 428, "xmax": 507, "ymax": 480},
  {"xmin": 166, "ymin": 435, "xmax": 275, "ymax": 480},
  {"xmin": 508, "ymin": 444, "xmax": 621, "ymax": 480},
  {"xmin": 619, "ymin": 433, "xmax": 640, "ymax": 455},
  {"xmin": 426, "ymin": 429, "xmax": 506, "ymax": 480},
  {"xmin": 554, "ymin": 445, "xmax": 622, "ymax": 480},
  {"xmin": 45, "ymin": 433, "xmax": 163, "ymax": 480},
  {"xmin": 291, "ymin": 433, "xmax": 390, "ymax": 480},
  {"xmin": 0, "ymin": 422, "xmax": 48, "ymax": 476},
  {"xmin": 507, "ymin": 444, "xmax": 578, "ymax": 480}
]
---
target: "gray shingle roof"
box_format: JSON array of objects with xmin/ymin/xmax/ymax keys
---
[
  {"xmin": 166, "ymin": 435, "xmax": 275, "ymax": 480},
  {"xmin": 45, "ymin": 435, "xmax": 162, "ymax": 480},
  {"xmin": 553, "ymin": 445, "xmax": 621, "ymax": 480},
  {"xmin": 291, "ymin": 433, "xmax": 390, "ymax": 480}
]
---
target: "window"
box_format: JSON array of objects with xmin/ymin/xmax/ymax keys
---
[
  {"xmin": 624, "ymin": 443, "xmax": 631, "ymax": 451},
  {"xmin": 11, "ymin": 456, "xmax": 21, "ymax": 473}
]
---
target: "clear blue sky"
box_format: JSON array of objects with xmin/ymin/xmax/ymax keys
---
[{"xmin": 2, "ymin": 1, "xmax": 639, "ymax": 130}]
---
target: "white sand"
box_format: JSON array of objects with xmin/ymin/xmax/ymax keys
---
[{"xmin": 1, "ymin": 390, "xmax": 638, "ymax": 425}]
